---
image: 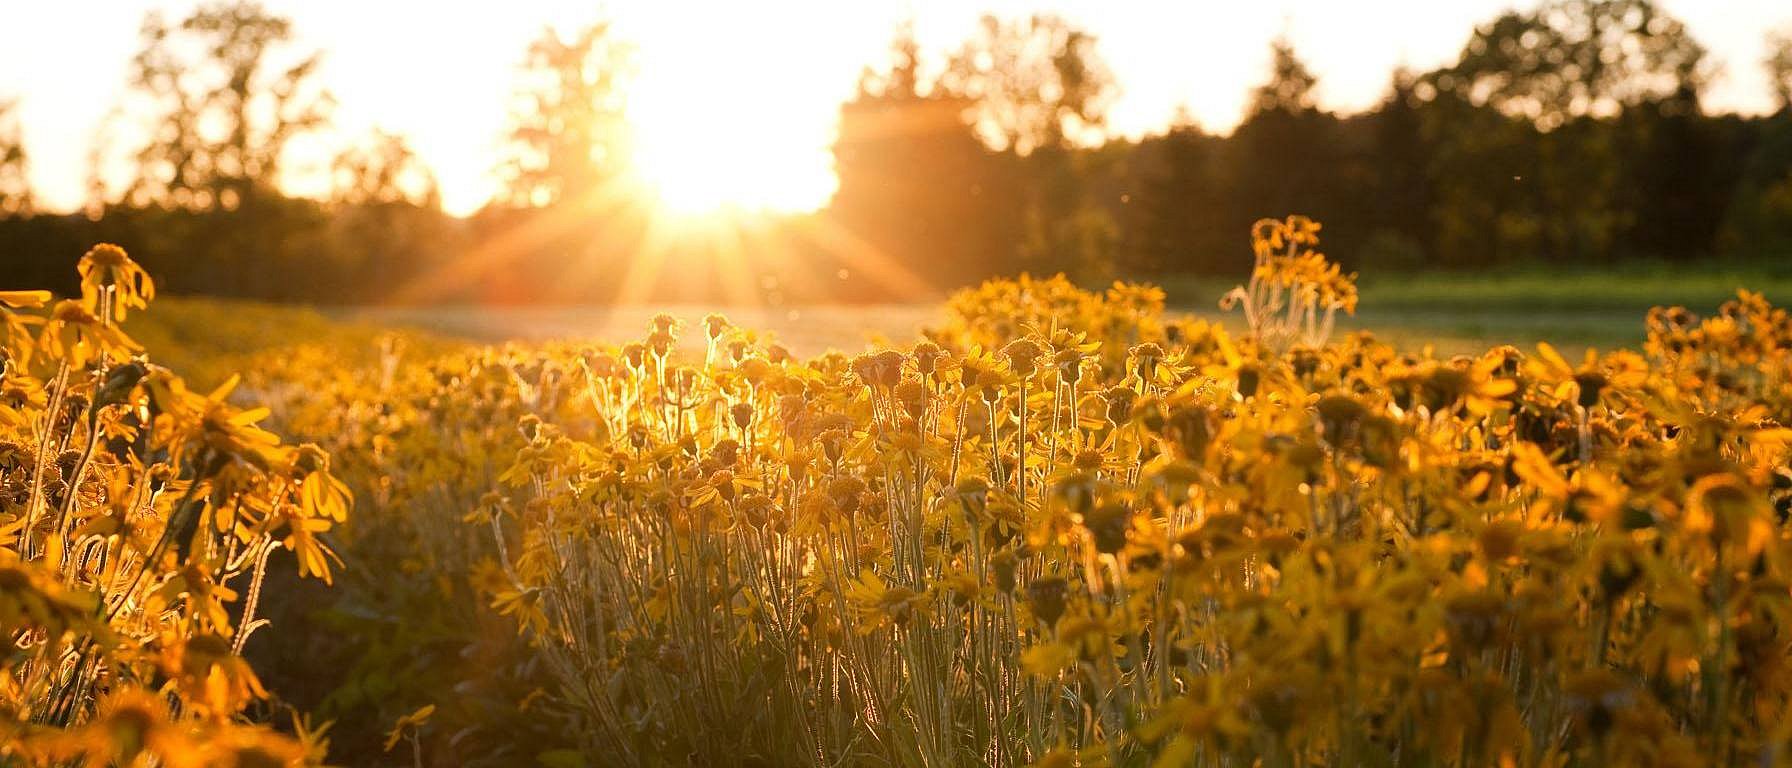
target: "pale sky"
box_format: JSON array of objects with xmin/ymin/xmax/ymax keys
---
[{"xmin": 4, "ymin": 1, "xmax": 1789, "ymax": 215}]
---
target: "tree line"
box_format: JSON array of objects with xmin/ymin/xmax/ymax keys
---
[{"xmin": 2, "ymin": 0, "xmax": 1791, "ymax": 303}]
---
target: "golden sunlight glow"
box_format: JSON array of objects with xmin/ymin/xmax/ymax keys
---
[
  {"xmin": 625, "ymin": 15, "xmax": 842, "ymax": 215},
  {"xmin": 629, "ymin": 92, "xmax": 838, "ymax": 214}
]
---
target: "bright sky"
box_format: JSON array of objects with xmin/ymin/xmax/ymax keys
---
[{"xmin": 4, "ymin": 1, "xmax": 1789, "ymax": 216}]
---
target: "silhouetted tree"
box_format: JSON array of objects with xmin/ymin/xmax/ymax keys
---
[
  {"xmin": 1228, "ymin": 37, "xmax": 1355, "ymax": 261},
  {"xmin": 465, "ymin": 20, "xmax": 649, "ymax": 303},
  {"xmin": 831, "ymin": 25, "xmax": 1020, "ymax": 288},
  {"xmin": 942, "ymin": 14, "xmax": 1115, "ymax": 155},
  {"xmin": 1769, "ymin": 27, "xmax": 1792, "ymax": 114},
  {"xmin": 1731, "ymin": 30, "xmax": 1792, "ymax": 256},
  {"xmin": 319, "ymin": 130, "xmax": 455, "ymax": 300},
  {"xmin": 1249, "ymin": 37, "xmax": 1319, "ymax": 116},
  {"xmin": 1362, "ymin": 67, "xmax": 1433, "ymax": 269},
  {"xmin": 117, "ymin": 1, "xmax": 332, "ymax": 210},
  {"xmin": 1613, "ymin": 83, "xmax": 1735, "ymax": 261},
  {"xmin": 63, "ymin": 2, "xmax": 339, "ymax": 298},
  {"xmin": 943, "ymin": 15, "xmax": 1119, "ymax": 279},
  {"xmin": 1437, "ymin": 0, "xmax": 1706, "ymax": 130},
  {"xmin": 1719, "ymin": 112, "xmax": 1792, "ymax": 258},
  {"xmin": 1125, "ymin": 108, "xmax": 1228, "ymax": 273},
  {"xmin": 331, "ymin": 130, "xmax": 439, "ymax": 209},
  {"xmin": 498, "ymin": 22, "xmax": 634, "ymax": 208},
  {"xmin": 1408, "ymin": 1, "xmax": 1709, "ymax": 266},
  {"xmin": 0, "ymin": 100, "xmax": 30, "ymax": 217},
  {"xmin": 1412, "ymin": 89, "xmax": 1541, "ymax": 267}
]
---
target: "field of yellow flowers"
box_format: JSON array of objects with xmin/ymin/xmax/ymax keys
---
[{"xmin": 6, "ymin": 217, "xmax": 1792, "ymax": 767}]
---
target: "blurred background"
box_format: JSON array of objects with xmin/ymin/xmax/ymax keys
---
[{"xmin": 3, "ymin": 0, "xmax": 1792, "ymax": 348}]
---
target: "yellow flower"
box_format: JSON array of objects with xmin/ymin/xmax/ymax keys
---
[
  {"xmin": 0, "ymin": 551, "xmax": 103, "ymax": 640},
  {"xmin": 38, "ymin": 299, "xmax": 141, "ymax": 368},
  {"xmin": 844, "ymin": 568, "xmax": 929, "ymax": 633},
  {"xmin": 492, "ymin": 584, "xmax": 550, "ymax": 635},
  {"xmin": 1686, "ymin": 472, "xmax": 1770, "ymax": 555},
  {"xmin": 162, "ymin": 634, "xmax": 270, "ymax": 717},
  {"xmin": 384, "ymin": 704, "xmax": 436, "ymax": 753},
  {"xmin": 77, "ymin": 242, "xmax": 155, "ymax": 322},
  {"xmin": 67, "ymin": 689, "xmax": 185, "ymax": 766}
]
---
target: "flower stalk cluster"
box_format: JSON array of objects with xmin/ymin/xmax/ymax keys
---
[
  {"xmin": 1, "ymin": 245, "xmax": 346, "ymax": 766},
  {"xmin": 407, "ymin": 220, "xmax": 1792, "ymax": 767}
]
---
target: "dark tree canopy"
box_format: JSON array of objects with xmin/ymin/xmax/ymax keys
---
[
  {"xmin": 1247, "ymin": 36, "xmax": 1320, "ymax": 117},
  {"xmin": 832, "ymin": 25, "xmax": 1021, "ymax": 288}
]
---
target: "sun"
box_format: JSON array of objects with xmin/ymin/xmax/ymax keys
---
[
  {"xmin": 628, "ymin": 86, "xmax": 838, "ymax": 215},
  {"xmin": 623, "ymin": 24, "xmax": 839, "ymax": 215}
]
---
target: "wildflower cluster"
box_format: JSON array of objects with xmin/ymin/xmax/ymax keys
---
[
  {"xmin": 101, "ymin": 215, "xmax": 1791, "ymax": 766},
  {"xmin": 1, "ymin": 245, "xmax": 344, "ymax": 765},
  {"xmin": 941, "ymin": 273, "xmax": 1172, "ymax": 375},
  {"xmin": 355, "ymin": 218, "xmax": 1792, "ymax": 767},
  {"xmin": 1220, "ymin": 215, "xmax": 1358, "ymax": 355}
]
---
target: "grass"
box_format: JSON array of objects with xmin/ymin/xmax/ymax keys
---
[{"xmin": 1359, "ymin": 267, "xmax": 1792, "ymax": 312}]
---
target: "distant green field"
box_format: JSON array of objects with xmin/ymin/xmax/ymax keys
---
[
  {"xmin": 1358, "ymin": 269, "xmax": 1791, "ymax": 311},
  {"xmin": 1162, "ymin": 266, "xmax": 1792, "ymax": 354}
]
